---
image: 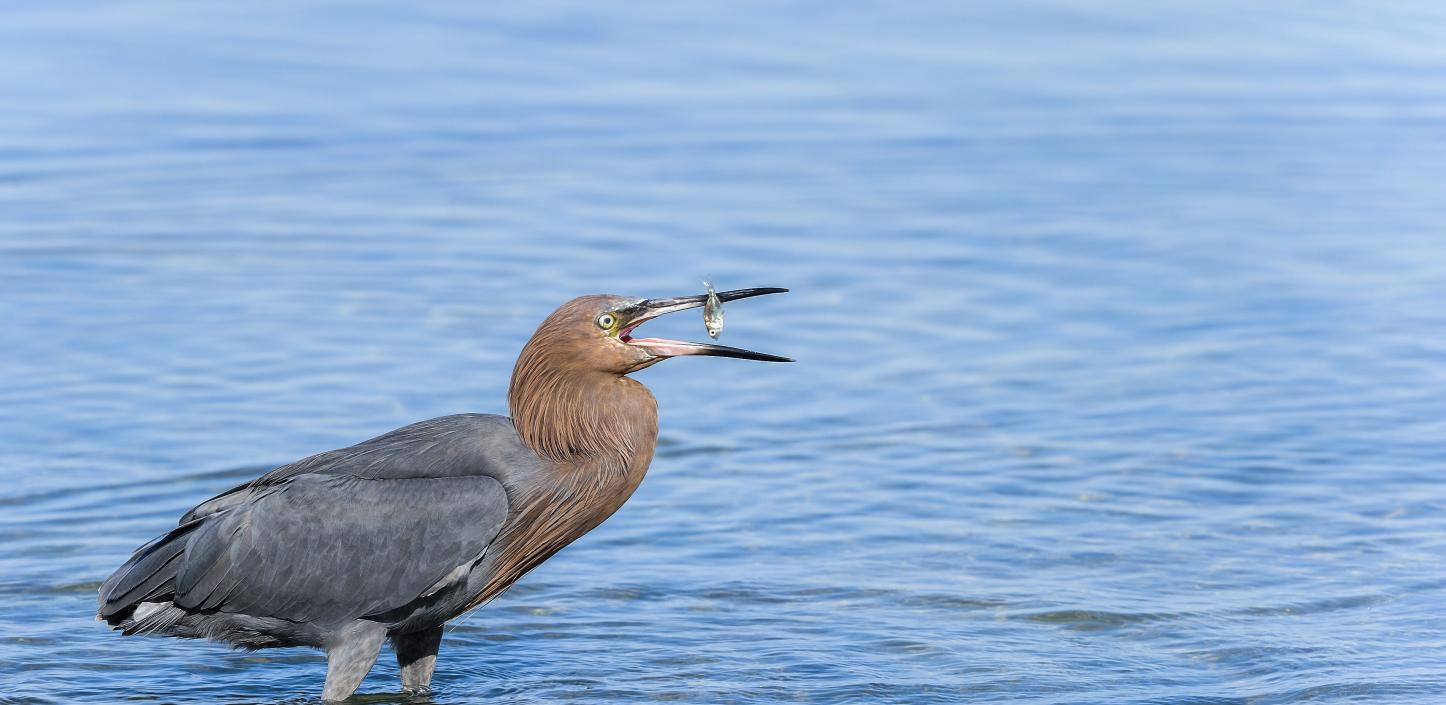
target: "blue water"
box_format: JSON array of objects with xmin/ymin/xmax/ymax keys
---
[{"xmin": 3, "ymin": 2, "xmax": 1446, "ymax": 703}]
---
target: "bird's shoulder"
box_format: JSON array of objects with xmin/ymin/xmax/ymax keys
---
[{"xmin": 182, "ymin": 413, "xmax": 543, "ymax": 522}]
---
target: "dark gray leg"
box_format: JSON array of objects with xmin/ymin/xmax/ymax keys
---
[
  {"xmin": 322, "ymin": 620, "xmax": 387, "ymax": 701},
  {"xmin": 394, "ymin": 626, "xmax": 444, "ymax": 692}
]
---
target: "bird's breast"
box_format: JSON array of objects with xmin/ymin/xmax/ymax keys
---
[{"xmin": 470, "ymin": 447, "xmax": 654, "ymax": 609}]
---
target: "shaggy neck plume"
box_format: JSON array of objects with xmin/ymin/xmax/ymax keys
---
[{"xmin": 508, "ymin": 335, "xmax": 658, "ymax": 468}]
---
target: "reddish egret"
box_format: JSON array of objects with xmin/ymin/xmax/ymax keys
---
[{"xmin": 98, "ymin": 288, "xmax": 790, "ymax": 701}]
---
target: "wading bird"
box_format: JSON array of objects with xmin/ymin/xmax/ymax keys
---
[{"xmin": 98, "ymin": 288, "xmax": 790, "ymax": 701}]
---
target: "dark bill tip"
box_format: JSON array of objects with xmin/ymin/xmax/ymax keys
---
[
  {"xmin": 627, "ymin": 337, "xmax": 794, "ymax": 363},
  {"xmin": 690, "ymin": 342, "xmax": 795, "ymax": 363},
  {"xmin": 638, "ymin": 287, "xmax": 789, "ymax": 314},
  {"xmin": 714, "ymin": 287, "xmax": 789, "ymax": 303}
]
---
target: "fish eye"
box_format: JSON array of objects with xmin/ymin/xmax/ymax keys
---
[{"xmin": 596, "ymin": 313, "xmax": 616, "ymax": 330}]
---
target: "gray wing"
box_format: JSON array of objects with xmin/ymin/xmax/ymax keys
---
[
  {"xmin": 174, "ymin": 472, "xmax": 508, "ymax": 623},
  {"xmin": 101, "ymin": 414, "xmax": 541, "ymax": 626}
]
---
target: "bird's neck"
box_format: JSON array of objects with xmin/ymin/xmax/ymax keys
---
[
  {"xmin": 472, "ymin": 364, "xmax": 657, "ymax": 609},
  {"xmin": 508, "ymin": 363, "xmax": 658, "ymax": 473}
]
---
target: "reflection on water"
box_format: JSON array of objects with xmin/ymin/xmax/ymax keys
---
[{"xmin": 3, "ymin": 1, "xmax": 1446, "ymax": 703}]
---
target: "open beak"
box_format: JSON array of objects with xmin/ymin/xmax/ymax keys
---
[{"xmin": 620, "ymin": 287, "xmax": 793, "ymax": 363}]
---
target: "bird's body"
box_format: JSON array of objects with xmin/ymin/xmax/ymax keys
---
[
  {"xmin": 98, "ymin": 290, "xmax": 787, "ymax": 701},
  {"xmin": 101, "ymin": 413, "xmax": 616, "ymax": 645}
]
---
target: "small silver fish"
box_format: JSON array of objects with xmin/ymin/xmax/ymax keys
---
[{"xmin": 702, "ymin": 280, "xmax": 723, "ymax": 339}]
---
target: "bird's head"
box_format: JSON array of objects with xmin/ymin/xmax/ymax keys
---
[
  {"xmin": 508, "ymin": 288, "xmax": 790, "ymax": 460},
  {"xmin": 516, "ymin": 288, "xmax": 792, "ymax": 377}
]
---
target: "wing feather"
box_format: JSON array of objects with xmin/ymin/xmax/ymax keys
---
[{"xmin": 174, "ymin": 473, "xmax": 509, "ymax": 623}]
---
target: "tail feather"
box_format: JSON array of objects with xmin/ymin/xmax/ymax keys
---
[
  {"xmin": 98, "ymin": 520, "xmax": 200, "ymax": 624},
  {"xmin": 121, "ymin": 601, "xmax": 189, "ymax": 636}
]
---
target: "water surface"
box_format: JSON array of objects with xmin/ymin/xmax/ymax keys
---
[{"xmin": 2, "ymin": 2, "xmax": 1446, "ymax": 703}]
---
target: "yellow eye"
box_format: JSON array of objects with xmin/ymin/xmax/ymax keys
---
[{"xmin": 596, "ymin": 313, "xmax": 616, "ymax": 330}]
